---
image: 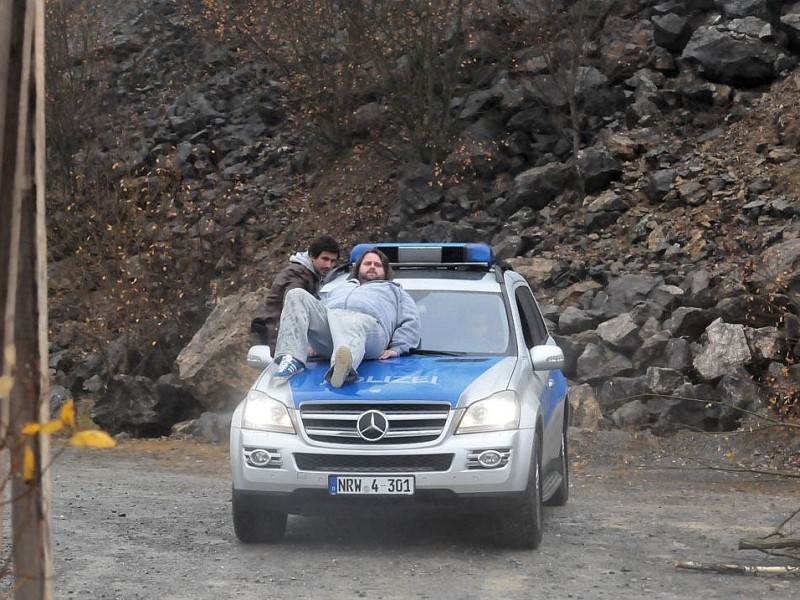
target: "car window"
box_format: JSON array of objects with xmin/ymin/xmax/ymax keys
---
[
  {"xmin": 409, "ymin": 290, "xmax": 510, "ymax": 354},
  {"xmin": 514, "ymin": 285, "xmax": 548, "ymax": 347}
]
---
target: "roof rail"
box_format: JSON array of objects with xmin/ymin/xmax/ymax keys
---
[{"xmin": 349, "ymin": 243, "xmax": 494, "ymax": 267}]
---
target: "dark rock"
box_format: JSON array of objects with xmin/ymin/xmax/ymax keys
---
[
  {"xmin": 682, "ymin": 25, "xmax": 780, "ymax": 87},
  {"xmin": 576, "ymin": 148, "xmax": 623, "ymax": 194},
  {"xmin": 576, "ymin": 343, "xmax": 635, "ymax": 382},
  {"xmin": 597, "ymin": 375, "xmax": 650, "ymax": 413},
  {"xmin": 558, "ymin": 306, "xmax": 599, "ymax": 335},
  {"xmin": 652, "ymin": 13, "xmax": 692, "ymax": 52}
]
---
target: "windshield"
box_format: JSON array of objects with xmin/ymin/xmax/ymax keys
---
[{"xmin": 408, "ymin": 290, "xmax": 511, "ymax": 355}]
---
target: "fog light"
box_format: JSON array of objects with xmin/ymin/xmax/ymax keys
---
[
  {"xmin": 477, "ymin": 450, "xmax": 503, "ymax": 468},
  {"xmin": 249, "ymin": 449, "xmax": 272, "ymax": 467}
]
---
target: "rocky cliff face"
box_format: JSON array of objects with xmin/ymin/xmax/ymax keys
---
[{"xmin": 46, "ymin": 0, "xmax": 800, "ymax": 437}]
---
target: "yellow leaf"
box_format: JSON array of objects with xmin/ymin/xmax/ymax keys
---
[
  {"xmin": 22, "ymin": 422, "xmax": 42, "ymax": 435},
  {"xmin": 23, "ymin": 445, "xmax": 35, "ymax": 483},
  {"xmin": 69, "ymin": 430, "xmax": 116, "ymax": 448},
  {"xmin": 41, "ymin": 420, "xmax": 64, "ymax": 434},
  {"xmin": 60, "ymin": 399, "xmax": 76, "ymax": 427},
  {"xmin": 0, "ymin": 375, "xmax": 12, "ymax": 397}
]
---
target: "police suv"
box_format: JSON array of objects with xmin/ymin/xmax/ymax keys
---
[{"xmin": 230, "ymin": 243, "xmax": 569, "ymax": 549}]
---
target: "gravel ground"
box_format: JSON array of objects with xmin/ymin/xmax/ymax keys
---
[{"xmin": 45, "ymin": 428, "xmax": 800, "ymax": 600}]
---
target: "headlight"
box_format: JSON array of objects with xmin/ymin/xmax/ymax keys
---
[
  {"xmin": 241, "ymin": 391, "xmax": 295, "ymax": 434},
  {"xmin": 456, "ymin": 391, "xmax": 519, "ymax": 434}
]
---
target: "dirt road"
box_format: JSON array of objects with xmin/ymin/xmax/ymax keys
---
[{"xmin": 48, "ymin": 429, "xmax": 799, "ymax": 599}]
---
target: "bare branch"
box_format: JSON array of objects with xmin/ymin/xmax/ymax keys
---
[
  {"xmin": 674, "ymin": 458, "xmax": 800, "ymax": 479},
  {"xmin": 674, "ymin": 560, "xmax": 800, "ymax": 576},
  {"xmin": 739, "ymin": 536, "xmax": 800, "ymax": 551},
  {"xmin": 623, "ymin": 392, "xmax": 800, "ymax": 430}
]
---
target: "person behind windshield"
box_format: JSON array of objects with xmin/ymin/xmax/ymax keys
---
[
  {"xmin": 465, "ymin": 307, "xmax": 508, "ymax": 353},
  {"xmin": 271, "ymin": 248, "xmax": 421, "ymax": 387}
]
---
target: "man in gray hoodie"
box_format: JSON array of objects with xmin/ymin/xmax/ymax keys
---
[
  {"xmin": 250, "ymin": 235, "xmax": 340, "ymax": 348},
  {"xmin": 272, "ymin": 248, "xmax": 421, "ymax": 387}
]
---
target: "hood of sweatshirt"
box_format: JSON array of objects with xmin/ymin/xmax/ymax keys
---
[{"xmin": 289, "ymin": 251, "xmax": 320, "ymax": 278}]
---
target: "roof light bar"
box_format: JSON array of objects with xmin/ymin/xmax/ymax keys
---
[{"xmin": 349, "ymin": 243, "xmax": 494, "ymax": 266}]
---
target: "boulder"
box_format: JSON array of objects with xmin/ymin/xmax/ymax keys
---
[
  {"xmin": 176, "ymin": 290, "xmax": 263, "ymax": 411},
  {"xmin": 693, "ymin": 319, "xmax": 752, "ymax": 381},
  {"xmin": 568, "ymin": 383, "xmax": 604, "ymax": 430},
  {"xmin": 682, "ymin": 25, "xmax": 780, "ymax": 87}
]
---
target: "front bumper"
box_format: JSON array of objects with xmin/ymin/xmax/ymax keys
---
[{"xmin": 230, "ymin": 425, "xmax": 535, "ymax": 515}]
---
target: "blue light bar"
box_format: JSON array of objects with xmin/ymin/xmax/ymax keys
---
[{"xmin": 349, "ymin": 243, "xmax": 494, "ymax": 266}]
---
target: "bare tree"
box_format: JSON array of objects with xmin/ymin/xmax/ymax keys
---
[
  {"xmin": 201, "ymin": 0, "xmax": 495, "ymax": 162},
  {"xmin": 334, "ymin": 0, "xmax": 484, "ymax": 162},
  {"xmin": 0, "ymin": 0, "xmax": 53, "ymax": 597},
  {"xmin": 512, "ymin": 0, "xmax": 610, "ymax": 156},
  {"xmin": 44, "ymin": 0, "xmax": 104, "ymax": 195}
]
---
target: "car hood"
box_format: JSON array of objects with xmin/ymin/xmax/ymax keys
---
[{"xmin": 255, "ymin": 355, "xmax": 516, "ymax": 408}]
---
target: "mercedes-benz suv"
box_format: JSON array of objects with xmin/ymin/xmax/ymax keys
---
[{"xmin": 230, "ymin": 242, "xmax": 569, "ymax": 548}]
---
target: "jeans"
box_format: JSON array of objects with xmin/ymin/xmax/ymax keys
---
[{"xmin": 274, "ymin": 288, "xmax": 388, "ymax": 371}]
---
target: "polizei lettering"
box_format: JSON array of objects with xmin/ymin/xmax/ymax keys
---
[{"xmin": 364, "ymin": 375, "xmax": 439, "ymax": 384}]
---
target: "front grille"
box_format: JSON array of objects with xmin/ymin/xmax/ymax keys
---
[
  {"xmin": 299, "ymin": 402, "xmax": 451, "ymax": 445},
  {"xmin": 294, "ymin": 453, "xmax": 453, "ymax": 472}
]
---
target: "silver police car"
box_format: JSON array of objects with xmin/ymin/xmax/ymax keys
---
[{"xmin": 230, "ymin": 243, "xmax": 569, "ymax": 548}]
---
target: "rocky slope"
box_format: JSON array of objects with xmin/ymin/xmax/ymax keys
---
[{"xmin": 45, "ymin": 0, "xmax": 800, "ymax": 437}]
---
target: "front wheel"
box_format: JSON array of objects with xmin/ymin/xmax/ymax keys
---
[
  {"xmin": 494, "ymin": 441, "xmax": 543, "ymax": 549},
  {"xmin": 232, "ymin": 489, "xmax": 287, "ymax": 544}
]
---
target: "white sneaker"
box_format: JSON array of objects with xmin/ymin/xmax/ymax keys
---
[{"xmin": 330, "ymin": 346, "xmax": 353, "ymax": 388}]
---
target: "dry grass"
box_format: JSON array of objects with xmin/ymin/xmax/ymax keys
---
[
  {"xmin": 49, "ymin": 430, "xmax": 230, "ymax": 475},
  {"xmin": 105, "ymin": 438, "xmax": 229, "ymax": 475}
]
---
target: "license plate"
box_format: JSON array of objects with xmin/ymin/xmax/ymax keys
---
[{"xmin": 328, "ymin": 475, "xmax": 415, "ymax": 495}]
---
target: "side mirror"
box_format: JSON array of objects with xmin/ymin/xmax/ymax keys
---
[
  {"xmin": 530, "ymin": 344, "xmax": 564, "ymax": 371},
  {"xmin": 247, "ymin": 345, "xmax": 273, "ymax": 370}
]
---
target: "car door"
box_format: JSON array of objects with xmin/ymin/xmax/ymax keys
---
[{"xmin": 513, "ymin": 284, "xmax": 564, "ymax": 458}]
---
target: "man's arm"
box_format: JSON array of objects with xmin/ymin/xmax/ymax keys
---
[
  {"xmin": 384, "ymin": 289, "xmax": 421, "ymax": 358},
  {"xmin": 251, "ymin": 265, "xmax": 315, "ymax": 346}
]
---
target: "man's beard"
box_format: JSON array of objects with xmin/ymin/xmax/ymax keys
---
[{"xmin": 360, "ymin": 269, "xmax": 382, "ymax": 282}]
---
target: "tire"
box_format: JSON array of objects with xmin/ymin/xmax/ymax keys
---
[
  {"xmin": 546, "ymin": 403, "xmax": 570, "ymax": 507},
  {"xmin": 232, "ymin": 489, "xmax": 287, "ymax": 544},
  {"xmin": 495, "ymin": 440, "xmax": 543, "ymax": 549}
]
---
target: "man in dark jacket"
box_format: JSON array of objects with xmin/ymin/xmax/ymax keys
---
[{"xmin": 250, "ymin": 235, "xmax": 340, "ymax": 348}]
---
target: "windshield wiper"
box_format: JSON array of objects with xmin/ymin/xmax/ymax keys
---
[{"xmin": 411, "ymin": 349, "xmax": 467, "ymax": 356}]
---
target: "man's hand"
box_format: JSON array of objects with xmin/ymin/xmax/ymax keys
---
[{"xmin": 378, "ymin": 348, "xmax": 398, "ymax": 360}]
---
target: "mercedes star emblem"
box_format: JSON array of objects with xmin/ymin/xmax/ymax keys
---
[{"xmin": 356, "ymin": 410, "xmax": 389, "ymax": 441}]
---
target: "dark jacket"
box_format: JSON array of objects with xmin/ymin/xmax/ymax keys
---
[{"xmin": 251, "ymin": 252, "xmax": 322, "ymax": 347}]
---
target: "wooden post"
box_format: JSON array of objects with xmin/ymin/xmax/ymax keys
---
[
  {"xmin": 0, "ymin": 0, "xmax": 12, "ymax": 568},
  {"xmin": 0, "ymin": 0, "xmax": 52, "ymax": 598}
]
